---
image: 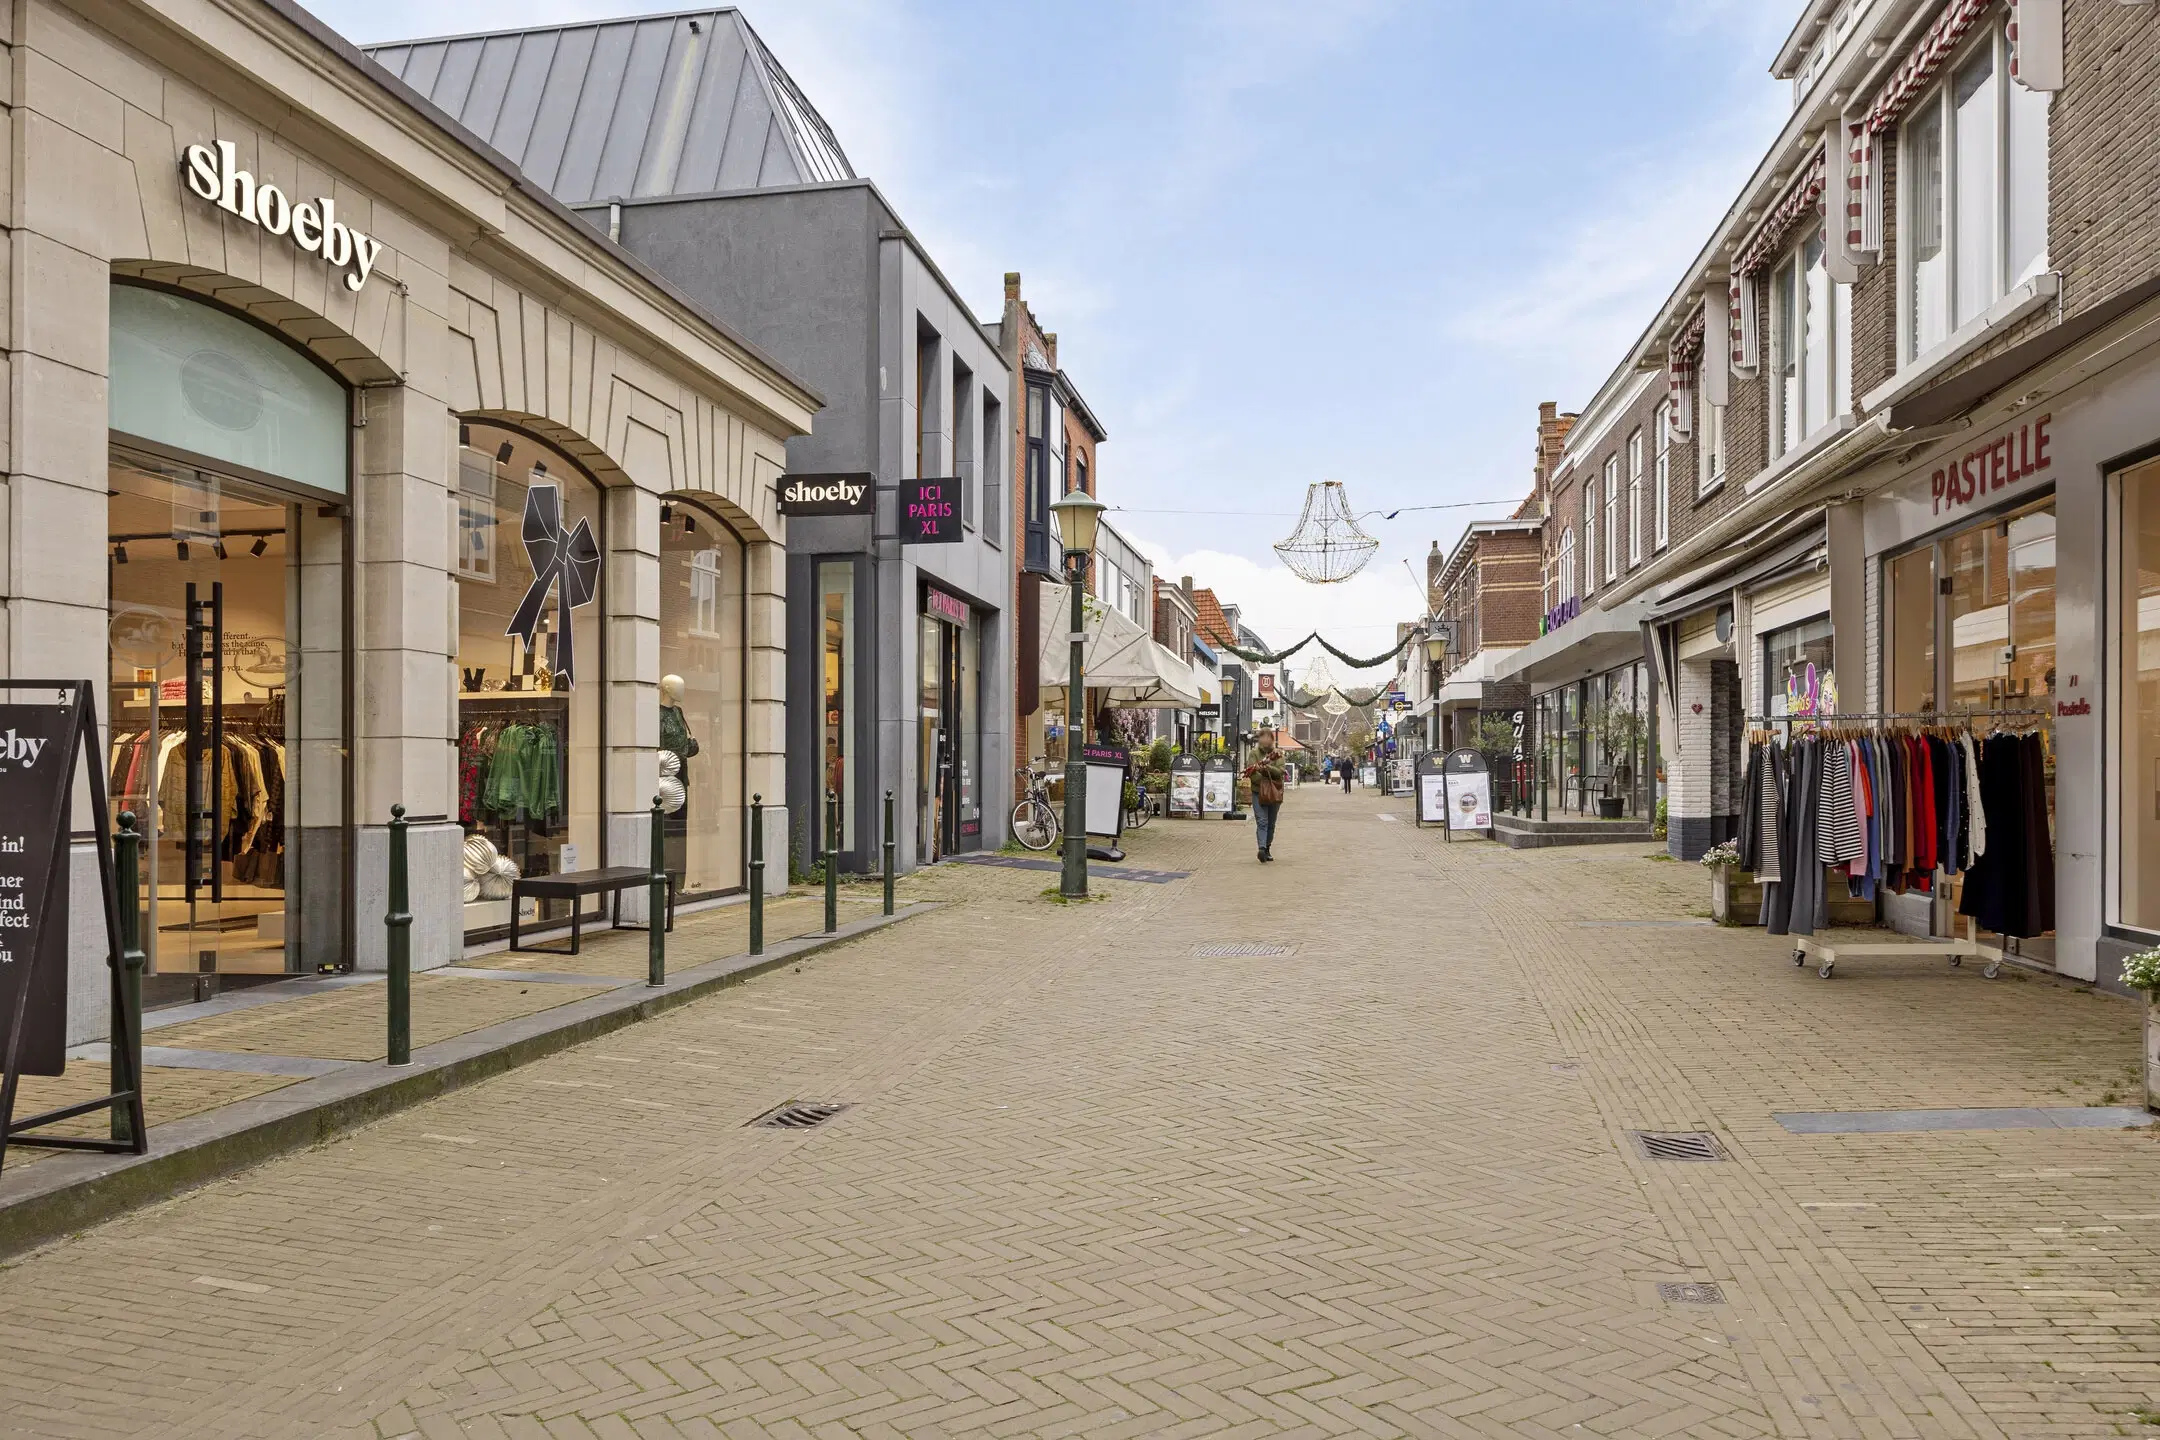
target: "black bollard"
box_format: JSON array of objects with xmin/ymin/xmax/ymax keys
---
[
  {"xmin": 883, "ymin": 789, "xmax": 895, "ymax": 917},
  {"xmin": 112, "ymin": 812, "xmax": 146, "ymax": 1146},
  {"xmin": 648, "ymin": 793, "xmax": 667, "ymax": 988},
  {"xmin": 386, "ymin": 804, "xmax": 411, "ymax": 1066},
  {"xmin": 824, "ymin": 789, "xmax": 839, "ymax": 934},
  {"xmin": 749, "ymin": 794, "xmax": 764, "ymax": 956}
]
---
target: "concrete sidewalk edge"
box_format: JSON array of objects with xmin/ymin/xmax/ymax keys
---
[{"xmin": 0, "ymin": 903, "xmax": 936, "ymax": 1261}]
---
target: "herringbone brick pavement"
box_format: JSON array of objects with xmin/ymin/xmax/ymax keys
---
[{"xmin": 0, "ymin": 793, "xmax": 2154, "ymax": 1437}]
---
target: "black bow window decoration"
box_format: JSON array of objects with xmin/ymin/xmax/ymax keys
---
[{"xmin": 505, "ymin": 483, "xmax": 601, "ymax": 687}]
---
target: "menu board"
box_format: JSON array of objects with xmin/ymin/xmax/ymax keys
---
[
  {"xmin": 1169, "ymin": 766, "xmax": 1201, "ymax": 817},
  {"xmin": 1201, "ymin": 768, "xmax": 1234, "ymax": 815},
  {"xmin": 0, "ymin": 701, "xmax": 77, "ymax": 1077}
]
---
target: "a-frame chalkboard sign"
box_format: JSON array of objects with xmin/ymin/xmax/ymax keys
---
[{"xmin": 0, "ymin": 680, "xmax": 146, "ymax": 1174}]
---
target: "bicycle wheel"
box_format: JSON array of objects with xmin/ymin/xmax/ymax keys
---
[
  {"xmin": 1011, "ymin": 798, "xmax": 1059, "ymax": 851},
  {"xmin": 1126, "ymin": 791, "xmax": 1151, "ymax": 828}
]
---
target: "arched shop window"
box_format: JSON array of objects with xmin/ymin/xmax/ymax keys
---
[
  {"xmin": 453, "ymin": 420, "xmax": 604, "ymax": 939},
  {"xmin": 105, "ymin": 282, "xmax": 351, "ymax": 978},
  {"xmin": 657, "ymin": 498, "xmax": 747, "ymax": 897}
]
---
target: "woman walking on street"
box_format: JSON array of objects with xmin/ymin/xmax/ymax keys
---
[
  {"xmin": 1245, "ymin": 735, "xmax": 1287, "ymax": 862},
  {"xmin": 1340, "ymin": 755, "xmax": 1354, "ymax": 793}
]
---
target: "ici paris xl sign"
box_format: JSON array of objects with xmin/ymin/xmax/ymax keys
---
[{"xmin": 183, "ymin": 141, "xmax": 385, "ymax": 293}]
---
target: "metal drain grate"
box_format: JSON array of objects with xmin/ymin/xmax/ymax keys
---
[
  {"xmin": 1193, "ymin": 942, "xmax": 1295, "ymax": 958},
  {"xmin": 751, "ymin": 1101, "xmax": 850, "ymax": 1130},
  {"xmin": 1657, "ymin": 1282, "xmax": 1727, "ymax": 1305},
  {"xmin": 1631, "ymin": 1130, "xmax": 1725, "ymax": 1162}
]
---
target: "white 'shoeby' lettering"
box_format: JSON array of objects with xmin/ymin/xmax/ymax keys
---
[{"xmin": 184, "ymin": 141, "xmax": 384, "ymax": 293}]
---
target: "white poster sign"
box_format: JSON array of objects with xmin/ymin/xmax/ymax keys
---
[
  {"xmin": 1084, "ymin": 762, "xmax": 1126, "ymax": 839},
  {"xmin": 1169, "ymin": 769, "xmax": 1201, "ymax": 817},
  {"xmin": 1447, "ymin": 771, "xmax": 1493, "ymax": 832},
  {"xmin": 1418, "ymin": 772, "xmax": 1448, "ymax": 825},
  {"xmin": 1359, "ymin": 766, "xmax": 1378, "ymax": 790},
  {"xmin": 1201, "ymin": 768, "xmax": 1234, "ymax": 815}
]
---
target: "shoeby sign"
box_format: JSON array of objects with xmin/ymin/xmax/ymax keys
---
[
  {"xmin": 777, "ymin": 472, "xmax": 875, "ymax": 518},
  {"xmin": 182, "ymin": 141, "xmax": 385, "ymax": 294}
]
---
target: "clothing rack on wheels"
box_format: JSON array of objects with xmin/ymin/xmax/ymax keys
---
[{"xmin": 1740, "ymin": 706, "xmax": 2054, "ymax": 980}]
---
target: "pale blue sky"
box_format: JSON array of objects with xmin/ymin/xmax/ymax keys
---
[{"xmin": 320, "ymin": 0, "xmax": 1794, "ymax": 669}]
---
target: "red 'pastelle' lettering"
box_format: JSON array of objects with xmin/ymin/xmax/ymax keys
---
[{"xmin": 1931, "ymin": 414, "xmax": 2050, "ymax": 515}]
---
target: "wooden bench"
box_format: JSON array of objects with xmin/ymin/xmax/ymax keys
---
[{"xmin": 509, "ymin": 866, "xmax": 676, "ymax": 956}]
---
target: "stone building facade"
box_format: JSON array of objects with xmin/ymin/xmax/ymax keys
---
[{"xmin": 2, "ymin": 0, "xmax": 817, "ymax": 1040}]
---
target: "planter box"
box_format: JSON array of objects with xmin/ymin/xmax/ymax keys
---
[
  {"xmin": 1710, "ymin": 867, "xmax": 1761, "ymax": 926},
  {"xmin": 1711, "ymin": 866, "xmax": 1878, "ymax": 928},
  {"xmin": 2147, "ymin": 1002, "xmax": 2160, "ymax": 1113},
  {"xmin": 1596, "ymin": 797, "xmax": 1626, "ymax": 819}
]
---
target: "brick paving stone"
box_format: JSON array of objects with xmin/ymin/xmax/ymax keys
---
[
  {"xmin": 147, "ymin": 971, "xmax": 617, "ymax": 1061},
  {"xmin": 1, "ymin": 1063, "xmax": 296, "ymax": 1170},
  {"xmin": 2, "ymin": 793, "xmax": 2158, "ymax": 1436}
]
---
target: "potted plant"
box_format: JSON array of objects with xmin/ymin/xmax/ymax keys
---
[
  {"xmin": 1598, "ymin": 701, "xmax": 1646, "ymax": 820},
  {"xmin": 1700, "ymin": 841, "xmax": 1761, "ymax": 926},
  {"xmin": 2122, "ymin": 948, "xmax": 2160, "ymax": 1111}
]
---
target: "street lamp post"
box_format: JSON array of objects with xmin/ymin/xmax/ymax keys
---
[{"xmin": 1051, "ymin": 487, "xmax": 1108, "ymax": 900}]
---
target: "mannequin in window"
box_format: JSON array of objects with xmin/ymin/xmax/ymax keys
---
[{"xmin": 659, "ymin": 673, "xmax": 701, "ymax": 773}]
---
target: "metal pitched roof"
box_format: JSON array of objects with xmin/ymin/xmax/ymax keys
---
[{"xmin": 366, "ymin": 8, "xmax": 853, "ymax": 206}]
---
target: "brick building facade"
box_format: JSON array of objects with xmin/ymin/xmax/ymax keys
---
[{"xmin": 1534, "ymin": 0, "xmax": 2160, "ymax": 988}]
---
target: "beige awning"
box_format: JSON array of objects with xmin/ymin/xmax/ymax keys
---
[{"xmin": 1038, "ymin": 582, "xmax": 1205, "ymax": 709}]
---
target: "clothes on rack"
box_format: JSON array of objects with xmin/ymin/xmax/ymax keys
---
[
  {"xmin": 458, "ymin": 715, "xmax": 564, "ymax": 826},
  {"xmin": 107, "ymin": 722, "xmax": 288, "ymax": 886},
  {"xmin": 1738, "ymin": 716, "xmax": 2052, "ymax": 940}
]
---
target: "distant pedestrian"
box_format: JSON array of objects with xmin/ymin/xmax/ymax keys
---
[
  {"xmin": 1340, "ymin": 757, "xmax": 1354, "ymax": 794},
  {"xmin": 1245, "ymin": 736, "xmax": 1287, "ymax": 862}
]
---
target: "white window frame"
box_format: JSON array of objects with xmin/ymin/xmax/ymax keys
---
[
  {"xmin": 1602, "ymin": 456, "xmax": 1620, "ymax": 581},
  {"xmin": 1897, "ymin": 18, "xmax": 2051, "ymax": 367},
  {"xmin": 1770, "ymin": 226, "xmax": 1852, "ymax": 459},
  {"xmin": 1556, "ymin": 525, "xmax": 1577, "ymax": 607},
  {"xmin": 1626, "ymin": 429, "xmax": 1644, "ymax": 568},
  {"xmin": 1698, "ymin": 401, "xmax": 1726, "ymax": 498},
  {"xmin": 1582, "ymin": 482, "xmax": 1597, "ymax": 597},
  {"xmin": 1653, "ymin": 402, "xmax": 1671, "ymax": 550}
]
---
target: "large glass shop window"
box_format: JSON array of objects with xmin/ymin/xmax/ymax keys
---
[
  {"xmin": 2116, "ymin": 458, "xmax": 2160, "ymax": 933},
  {"xmin": 453, "ymin": 422, "xmax": 603, "ymax": 937},
  {"xmin": 657, "ymin": 501, "xmax": 745, "ymax": 897},
  {"xmin": 105, "ymin": 283, "xmax": 349, "ymax": 978},
  {"xmin": 1762, "ymin": 615, "xmax": 1834, "ymax": 717},
  {"xmin": 106, "ymin": 451, "xmax": 346, "ymax": 976}
]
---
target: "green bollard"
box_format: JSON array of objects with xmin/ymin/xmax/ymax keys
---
[
  {"xmin": 648, "ymin": 794, "xmax": 667, "ymax": 988},
  {"xmin": 882, "ymin": 789, "xmax": 895, "ymax": 917},
  {"xmin": 386, "ymin": 804, "xmax": 411, "ymax": 1066},
  {"xmin": 112, "ymin": 812, "xmax": 146, "ymax": 1146},
  {"xmin": 824, "ymin": 789, "xmax": 839, "ymax": 935},
  {"xmin": 748, "ymin": 794, "xmax": 765, "ymax": 955}
]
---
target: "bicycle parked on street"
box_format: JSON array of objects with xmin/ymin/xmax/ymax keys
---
[{"xmin": 1011, "ymin": 765, "xmax": 1061, "ymax": 851}]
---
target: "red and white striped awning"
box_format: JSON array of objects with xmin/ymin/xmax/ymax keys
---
[
  {"xmin": 1848, "ymin": 0, "xmax": 1998, "ymax": 249},
  {"xmin": 1727, "ymin": 149, "xmax": 1828, "ymax": 371}
]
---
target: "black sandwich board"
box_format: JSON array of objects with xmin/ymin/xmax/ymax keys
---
[
  {"xmin": 1413, "ymin": 750, "xmax": 1449, "ymax": 828},
  {"xmin": 0, "ymin": 680, "xmax": 146, "ymax": 1173},
  {"xmin": 1168, "ymin": 753, "xmax": 1202, "ymax": 818}
]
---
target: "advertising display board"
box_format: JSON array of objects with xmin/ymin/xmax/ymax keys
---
[
  {"xmin": 899, "ymin": 477, "xmax": 962, "ymax": 542},
  {"xmin": 1168, "ymin": 754, "xmax": 1202, "ymax": 817},
  {"xmin": 0, "ymin": 680, "xmax": 145, "ymax": 1173},
  {"xmin": 1443, "ymin": 747, "xmax": 1493, "ymax": 834},
  {"xmin": 1201, "ymin": 757, "xmax": 1235, "ymax": 816},
  {"xmin": 1080, "ymin": 743, "xmax": 1129, "ymax": 840},
  {"xmin": 1359, "ymin": 765, "xmax": 1378, "ymax": 790},
  {"xmin": 1414, "ymin": 751, "xmax": 1449, "ymax": 827}
]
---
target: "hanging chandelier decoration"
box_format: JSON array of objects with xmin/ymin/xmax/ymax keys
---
[{"xmin": 1274, "ymin": 480, "xmax": 1380, "ymax": 584}]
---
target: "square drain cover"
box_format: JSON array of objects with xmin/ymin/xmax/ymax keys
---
[
  {"xmin": 1631, "ymin": 1130, "xmax": 1725, "ymax": 1162},
  {"xmin": 1657, "ymin": 1282, "xmax": 1727, "ymax": 1305},
  {"xmin": 1194, "ymin": 942, "xmax": 1295, "ymax": 958},
  {"xmin": 752, "ymin": 1101, "xmax": 850, "ymax": 1130}
]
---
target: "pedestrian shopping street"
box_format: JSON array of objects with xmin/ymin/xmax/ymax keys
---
[{"xmin": 2, "ymin": 789, "xmax": 2159, "ymax": 1438}]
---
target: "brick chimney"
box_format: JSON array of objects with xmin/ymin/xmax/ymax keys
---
[{"xmin": 1005, "ymin": 271, "xmax": 1021, "ymax": 301}]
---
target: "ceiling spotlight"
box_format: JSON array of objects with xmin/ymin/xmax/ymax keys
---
[
  {"xmin": 496, "ymin": 441, "xmax": 514, "ymax": 464},
  {"xmin": 176, "ymin": 541, "xmax": 190, "ymax": 561},
  {"xmin": 212, "ymin": 538, "xmax": 229, "ymax": 560},
  {"xmin": 250, "ymin": 535, "xmax": 269, "ymax": 557},
  {"xmin": 661, "ymin": 503, "xmax": 673, "ymax": 526},
  {"xmin": 113, "ymin": 543, "xmax": 129, "ymax": 565},
  {"xmin": 683, "ymin": 514, "xmax": 695, "ymax": 534}
]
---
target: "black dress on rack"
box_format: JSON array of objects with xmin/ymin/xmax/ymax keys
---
[{"xmin": 1959, "ymin": 730, "xmax": 2055, "ymax": 939}]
